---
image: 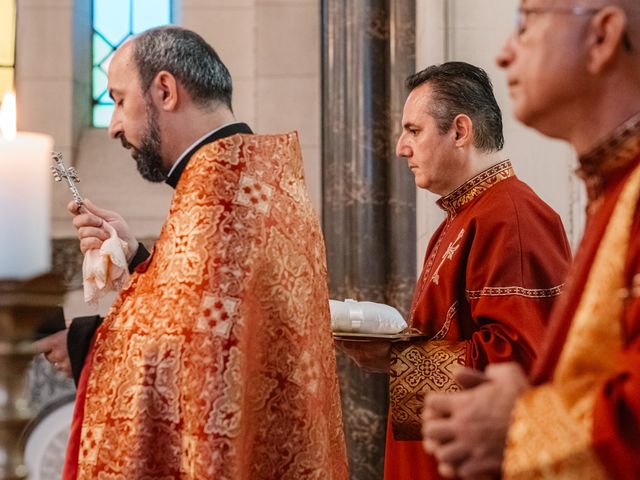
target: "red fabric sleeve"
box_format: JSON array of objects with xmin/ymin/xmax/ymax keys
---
[
  {"xmin": 464, "ymin": 190, "xmax": 571, "ymax": 373},
  {"xmin": 592, "ymin": 211, "xmax": 640, "ymax": 479}
]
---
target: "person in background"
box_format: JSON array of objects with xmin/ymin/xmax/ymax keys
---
[
  {"xmin": 422, "ymin": 2, "xmax": 640, "ymax": 479},
  {"xmin": 337, "ymin": 61, "xmax": 571, "ymax": 480}
]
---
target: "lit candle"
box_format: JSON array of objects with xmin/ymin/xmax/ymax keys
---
[{"xmin": 0, "ymin": 93, "xmax": 53, "ymax": 279}]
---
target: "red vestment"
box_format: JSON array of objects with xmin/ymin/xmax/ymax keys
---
[
  {"xmin": 504, "ymin": 114, "xmax": 640, "ymax": 479},
  {"xmin": 63, "ymin": 133, "xmax": 349, "ymax": 479},
  {"xmin": 385, "ymin": 160, "xmax": 571, "ymax": 480}
]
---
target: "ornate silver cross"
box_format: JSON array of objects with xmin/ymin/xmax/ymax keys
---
[{"xmin": 51, "ymin": 151, "xmax": 84, "ymax": 208}]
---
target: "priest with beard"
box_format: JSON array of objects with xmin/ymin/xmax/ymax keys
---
[{"xmin": 34, "ymin": 26, "xmax": 348, "ymax": 480}]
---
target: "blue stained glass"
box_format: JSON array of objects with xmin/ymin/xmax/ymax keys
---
[
  {"xmin": 96, "ymin": 89, "xmax": 111, "ymax": 105},
  {"xmin": 133, "ymin": 0, "xmax": 171, "ymax": 33},
  {"xmin": 92, "ymin": 68, "xmax": 108, "ymax": 100},
  {"xmin": 94, "ymin": 0, "xmax": 131, "ymax": 47},
  {"xmin": 93, "ymin": 0, "xmax": 172, "ymax": 127},
  {"xmin": 93, "ymin": 105, "xmax": 114, "ymax": 128},
  {"xmin": 93, "ymin": 33, "xmax": 112, "ymax": 66}
]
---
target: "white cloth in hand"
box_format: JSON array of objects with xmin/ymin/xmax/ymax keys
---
[
  {"xmin": 82, "ymin": 221, "xmax": 130, "ymax": 304},
  {"xmin": 329, "ymin": 299, "xmax": 407, "ymax": 334}
]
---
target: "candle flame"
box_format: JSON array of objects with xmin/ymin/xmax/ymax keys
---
[{"xmin": 0, "ymin": 92, "xmax": 17, "ymax": 140}]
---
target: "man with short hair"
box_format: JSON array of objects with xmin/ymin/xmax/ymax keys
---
[
  {"xmin": 339, "ymin": 61, "xmax": 572, "ymax": 480},
  {"xmin": 50, "ymin": 26, "xmax": 348, "ymax": 479},
  {"xmin": 422, "ymin": 2, "xmax": 640, "ymax": 479}
]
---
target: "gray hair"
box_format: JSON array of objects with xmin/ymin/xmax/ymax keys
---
[{"xmin": 132, "ymin": 26, "xmax": 233, "ymax": 110}]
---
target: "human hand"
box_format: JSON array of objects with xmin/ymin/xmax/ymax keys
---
[
  {"xmin": 422, "ymin": 362, "xmax": 529, "ymax": 479},
  {"xmin": 32, "ymin": 329, "xmax": 72, "ymax": 378},
  {"xmin": 68, "ymin": 198, "xmax": 138, "ymax": 262},
  {"xmin": 334, "ymin": 339, "xmax": 391, "ymax": 373}
]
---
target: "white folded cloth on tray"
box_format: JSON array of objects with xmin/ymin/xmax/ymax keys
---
[{"xmin": 329, "ymin": 299, "xmax": 407, "ymax": 334}]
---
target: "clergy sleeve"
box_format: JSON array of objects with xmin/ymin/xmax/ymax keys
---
[
  {"xmin": 67, "ymin": 314, "xmax": 102, "ymax": 384},
  {"xmin": 591, "ymin": 237, "xmax": 640, "ymax": 479},
  {"xmin": 464, "ymin": 197, "xmax": 570, "ymax": 373},
  {"xmin": 127, "ymin": 242, "xmax": 151, "ymax": 273},
  {"xmin": 505, "ymin": 167, "xmax": 640, "ymax": 480}
]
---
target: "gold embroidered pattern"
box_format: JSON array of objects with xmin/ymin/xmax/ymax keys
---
[
  {"xmin": 437, "ymin": 160, "xmax": 514, "ymax": 214},
  {"xmin": 389, "ymin": 341, "xmax": 466, "ymax": 440},
  {"xmin": 577, "ymin": 111, "xmax": 640, "ymax": 205},
  {"xmin": 503, "ymin": 161, "xmax": 640, "ymax": 479},
  {"xmin": 465, "ymin": 284, "xmax": 565, "ymax": 300},
  {"xmin": 76, "ymin": 133, "xmax": 349, "ymax": 479},
  {"xmin": 431, "ymin": 301, "xmax": 459, "ymax": 341},
  {"xmin": 431, "ymin": 229, "xmax": 465, "ymax": 285},
  {"xmin": 504, "ymin": 386, "xmax": 608, "ymax": 479}
]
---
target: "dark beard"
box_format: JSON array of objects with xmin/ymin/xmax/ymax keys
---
[{"xmin": 119, "ymin": 99, "xmax": 167, "ymax": 183}]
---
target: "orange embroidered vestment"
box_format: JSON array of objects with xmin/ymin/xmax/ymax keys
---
[
  {"xmin": 384, "ymin": 160, "xmax": 571, "ymax": 480},
  {"xmin": 503, "ymin": 113, "xmax": 640, "ymax": 480},
  {"xmin": 64, "ymin": 132, "xmax": 349, "ymax": 479}
]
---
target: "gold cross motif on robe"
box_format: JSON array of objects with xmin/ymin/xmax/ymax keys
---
[{"xmin": 431, "ymin": 228, "xmax": 465, "ymax": 286}]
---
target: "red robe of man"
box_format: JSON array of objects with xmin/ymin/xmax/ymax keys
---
[
  {"xmin": 503, "ymin": 114, "xmax": 640, "ymax": 479},
  {"xmin": 385, "ymin": 160, "xmax": 571, "ymax": 479},
  {"xmin": 63, "ymin": 132, "xmax": 349, "ymax": 479}
]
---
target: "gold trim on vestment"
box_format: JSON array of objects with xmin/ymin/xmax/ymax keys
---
[
  {"xmin": 577, "ymin": 111, "xmax": 640, "ymax": 206},
  {"xmin": 465, "ymin": 284, "xmax": 565, "ymax": 300},
  {"xmin": 437, "ymin": 160, "xmax": 514, "ymax": 214},
  {"xmin": 503, "ymin": 161, "xmax": 640, "ymax": 479},
  {"xmin": 389, "ymin": 340, "xmax": 466, "ymax": 440}
]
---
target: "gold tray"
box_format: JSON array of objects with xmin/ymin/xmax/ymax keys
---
[{"xmin": 332, "ymin": 330, "xmax": 426, "ymax": 342}]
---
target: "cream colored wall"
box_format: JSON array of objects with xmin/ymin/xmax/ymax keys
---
[{"xmin": 415, "ymin": 0, "xmax": 586, "ymax": 268}]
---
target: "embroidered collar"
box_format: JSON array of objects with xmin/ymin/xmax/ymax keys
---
[
  {"xmin": 437, "ymin": 160, "xmax": 515, "ymax": 214},
  {"xmin": 577, "ymin": 112, "xmax": 640, "ymax": 204},
  {"xmin": 166, "ymin": 122, "xmax": 253, "ymax": 189}
]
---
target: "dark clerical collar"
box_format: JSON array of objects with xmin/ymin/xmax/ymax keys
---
[
  {"xmin": 437, "ymin": 160, "xmax": 515, "ymax": 215},
  {"xmin": 165, "ymin": 122, "xmax": 253, "ymax": 188},
  {"xmin": 577, "ymin": 112, "xmax": 640, "ymax": 205}
]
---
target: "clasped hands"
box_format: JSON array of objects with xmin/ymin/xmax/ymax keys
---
[{"xmin": 421, "ymin": 362, "xmax": 530, "ymax": 479}]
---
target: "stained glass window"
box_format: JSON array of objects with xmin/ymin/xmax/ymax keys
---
[
  {"xmin": 93, "ymin": 0, "xmax": 172, "ymax": 127},
  {"xmin": 0, "ymin": 0, "xmax": 16, "ymax": 102}
]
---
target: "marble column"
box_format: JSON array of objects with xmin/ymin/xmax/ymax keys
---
[{"xmin": 322, "ymin": 1, "xmax": 416, "ymax": 478}]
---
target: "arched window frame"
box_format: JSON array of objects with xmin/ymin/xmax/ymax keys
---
[{"xmin": 92, "ymin": 0, "xmax": 173, "ymax": 127}]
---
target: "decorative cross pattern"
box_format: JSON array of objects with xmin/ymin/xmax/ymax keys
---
[
  {"xmin": 51, "ymin": 151, "xmax": 84, "ymax": 208},
  {"xmin": 431, "ymin": 228, "xmax": 465, "ymax": 285}
]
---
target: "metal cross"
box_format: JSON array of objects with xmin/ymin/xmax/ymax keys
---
[{"xmin": 51, "ymin": 151, "xmax": 84, "ymax": 208}]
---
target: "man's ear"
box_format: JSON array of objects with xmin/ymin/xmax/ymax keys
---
[
  {"xmin": 149, "ymin": 70, "xmax": 179, "ymax": 111},
  {"xmin": 587, "ymin": 6, "xmax": 628, "ymax": 74},
  {"xmin": 451, "ymin": 114, "xmax": 473, "ymax": 148}
]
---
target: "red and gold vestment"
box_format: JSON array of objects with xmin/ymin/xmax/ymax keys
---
[
  {"xmin": 64, "ymin": 132, "xmax": 348, "ymax": 479},
  {"xmin": 504, "ymin": 114, "xmax": 640, "ymax": 480},
  {"xmin": 385, "ymin": 160, "xmax": 571, "ymax": 480}
]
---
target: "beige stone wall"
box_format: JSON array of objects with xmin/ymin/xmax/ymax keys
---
[{"xmin": 414, "ymin": 0, "xmax": 586, "ymax": 268}]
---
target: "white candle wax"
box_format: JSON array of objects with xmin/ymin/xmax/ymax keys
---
[{"xmin": 0, "ymin": 129, "xmax": 53, "ymax": 280}]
